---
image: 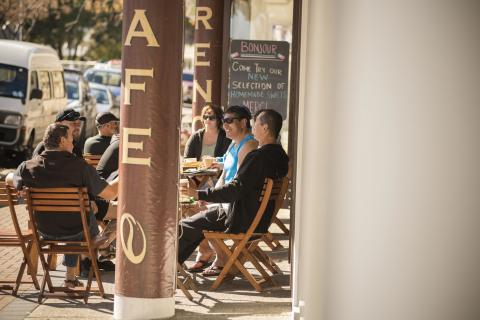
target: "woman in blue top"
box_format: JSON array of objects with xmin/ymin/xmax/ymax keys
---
[{"xmin": 188, "ymin": 106, "xmax": 258, "ymax": 274}]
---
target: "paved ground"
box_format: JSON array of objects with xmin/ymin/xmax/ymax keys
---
[{"xmin": 0, "ymin": 204, "xmax": 292, "ymax": 319}]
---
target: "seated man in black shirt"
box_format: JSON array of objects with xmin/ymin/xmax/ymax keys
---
[
  {"xmin": 32, "ymin": 108, "xmax": 86, "ymax": 158},
  {"xmin": 96, "ymin": 134, "xmax": 119, "ymax": 180},
  {"xmin": 84, "ymin": 112, "xmax": 119, "ymax": 155},
  {"xmin": 94, "ymin": 134, "xmax": 119, "ymax": 225},
  {"xmin": 6, "ymin": 123, "xmax": 119, "ymax": 287},
  {"xmin": 178, "ymin": 109, "xmax": 289, "ymax": 266}
]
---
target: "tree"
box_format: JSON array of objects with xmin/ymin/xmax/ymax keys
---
[
  {"xmin": 0, "ymin": 0, "xmax": 49, "ymax": 40},
  {"xmin": 0, "ymin": 0, "xmax": 123, "ymax": 61}
]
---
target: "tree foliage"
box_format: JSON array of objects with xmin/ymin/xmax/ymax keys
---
[
  {"xmin": 0, "ymin": 0, "xmax": 123, "ymax": 61},
  {"xmin": 0, "ymin": 0, "xmax": 49, "ymax": 39}
]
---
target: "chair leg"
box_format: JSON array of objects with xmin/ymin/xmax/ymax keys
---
[
  {"xmin": 177, "ymin": 276, "xmax": 193, "ymax": 301},
  {"xmin": 37, "ymin": 255, "xmax": 51, "ymax": 304},
  {"xmin": 210, "ymin": 239, "xmax": 263, "ymax": 292},
  {"xmin": 242, "ymin": 248, "xmax": 277, "ymax": 287},
  {"xmin": 43, "ymin": 254, "xmax": 54, "ymax": 292},
  {"xmin": 24, "ymin": 241, "xmax": 40, "ymax": 289},
  {"xmin": 12, "ymin": 259, "xmax": 27, "ymax": 295},
  {"xmin": 273, "ymin": 217, "xmax": 289, "ymax": 235},
  {"xmin": 253, "ymin": 246, "xmax": 280, "ymax": 275},
  {"xmin": 90, "ymin": 253, "xmax": 105, "ymax": 298},
  {"xmin": 84, "ymin": 264, "xmax": 94, "ymax": 304}
]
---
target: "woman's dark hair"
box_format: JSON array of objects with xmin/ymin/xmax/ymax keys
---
[
  {"xmin": 224, "ymin": 105, "xmax": 252, "ymax": 129},
  {"xmin": 43, "ymin": 124, "xmax": 70, "ymax": 150},
  {"xmin": 202, "ymin": 104, "xmax": 224, "ymax": 129},
  {"xmin": 254, "ymin": 109, "xmax": 283, "ymax": 139}
]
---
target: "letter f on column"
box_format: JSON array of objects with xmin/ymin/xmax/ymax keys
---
[{"xmin": 124, "ymin": 68, "xmax": 154, "ymax": 105}]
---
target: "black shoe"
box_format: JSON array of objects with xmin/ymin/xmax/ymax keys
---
[{"xmin": 97, "ymin": 260, "xmax": 115, "ymax": 271}]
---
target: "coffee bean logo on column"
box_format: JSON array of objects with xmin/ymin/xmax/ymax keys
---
[{"xmin": 120, "ymin": 213, "xmax": 147, "ymax": 264}]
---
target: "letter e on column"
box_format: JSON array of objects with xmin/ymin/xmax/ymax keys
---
[{"xmin": 122, "ymin": 127, "xmax": 152, "ymax": 166}]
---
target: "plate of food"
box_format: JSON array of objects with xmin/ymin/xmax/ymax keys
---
[{"xmin": 179, "ymin": 195, "xmax": 196, "ymax": 204}]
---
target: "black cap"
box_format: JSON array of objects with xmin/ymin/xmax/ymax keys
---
[
  {"xmin": 96, "ymin": 112, "xmax": 119, "ymax": 125},
  {"xmin": 55, "ymin": 109, "xmax": 86, "ymax": 122}
]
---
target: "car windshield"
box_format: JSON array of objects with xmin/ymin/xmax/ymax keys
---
[
  {"xmin": 91, "ymin": 88, "xmax": 109, "ymax": 104},
  {"xmin": 66, "ymin": 80, "xmax": 80, "ymax": 100},
  {"xmin": 0, "ymin": 63, "xmax": 28, "ymax": 99},
  {"xmin": 85, "ymin": 70, "xmax": 121, "ymax": 87}
]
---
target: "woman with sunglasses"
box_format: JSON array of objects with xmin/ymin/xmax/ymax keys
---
[
  {"xmin": 183, "ymin": 105, "xmax": 231, "ymax": 160},
  {"xmin": 188, "ymin": 105, "xmax": 259, "ymax": 275}
]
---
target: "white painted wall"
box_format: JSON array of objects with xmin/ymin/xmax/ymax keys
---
[{"xmin": 294, "ymin": 1, "xmax": 480, "ymax": 320}]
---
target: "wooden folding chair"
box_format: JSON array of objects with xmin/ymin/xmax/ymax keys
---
[
  {"xmin": 248, "ymin": 176, "xmax": 290, "ymax": 276},
  {"xmin": 84, "ymin": 154, "xmax": 102, "ymax": 168},
  {"xmin": 25, "ymin": 187, "xmax": 104, "ymax": 303},
  {"xmin": 176, "ymin": 262, "xmax": 198, "ymax": 300},
  {"xmin": 261, "ymin": 177, "xmax": 290, "ymax": 251},
  {"xmin": 204, "ymin": 178, "xmax": 284, "ymax": 292},
  {"xmin": 0, "ymin": 182, "xmax": 40, "ymax": 295}
]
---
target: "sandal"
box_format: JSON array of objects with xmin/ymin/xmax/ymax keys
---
[
  {"xmin": 202, "ymin": 266, "xmax": 224, "ymax": 277},
  {"xmin": 64, "ymin": 278, "xmax": 84, "ymax": 288},
  {"xmin": 187, "ymin": 260, "xmax": 212, "ymax": 273}
]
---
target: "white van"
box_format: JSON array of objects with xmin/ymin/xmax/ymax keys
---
[{"xmin": 0, "ymin": 40, "xmax": 67, "ymax": 157}]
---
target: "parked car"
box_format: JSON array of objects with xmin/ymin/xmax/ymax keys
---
[
  {"xmin": 89, "ymin": 83, "xmax": 118, "ymax": 117},
  {"xmin": 84, "ymin": 65, "xmax": 121, "ymax": 107},
  {"xmin": 0, "ymin": 40, "xmax": 67, "ymax": 158},
  {"xmin": 64, "ymin": 69, "xmax": 96, "ymax": 141}
]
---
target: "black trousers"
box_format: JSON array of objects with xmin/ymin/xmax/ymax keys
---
[{"xmin": 178, "ymin": 207, "xmax": 227, "ymax": 264}]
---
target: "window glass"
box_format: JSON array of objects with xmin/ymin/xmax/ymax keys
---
[
  {"xmin": 37, "ymin": 71, "xmax": 51, "ymax": 100},
  {"xmin": 51, "ymin": 71, "xmax": 65, "ymax": 98},
  {"xmin": 0, "ymin": 63, "xmax": 28, "ymax": 99},
  {"xmin": 30, "ymin": 71, "xmax": 38, "ymax": 90},
  {"xmin": 66, "ymin": 80, "xmax": 79, "ymax": 100},
  {"xmin": 85, "ymin": 70, "xmax": 121, "ymax": 87},
  {"xmin": 90, "ymin": 88, "xmax": 109, "ymax": 105}
]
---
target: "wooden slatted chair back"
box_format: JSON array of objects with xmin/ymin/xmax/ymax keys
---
[
  {"xmin": 24, "ymin": 187, "xmax": 104, "ymax": 303},
  {"xmin": 0, "ymin": 181, "xmax": 21, "ymax": 235},
  {"xmin": 244, "ymin": 178, "xmax": 274, "ymax": 239},
  {"xmin": 246, "ymin": 177, "xmax": 288, "ymax": 238},
  {"xmin": 84, "ymin": 154, "xmax": 102, "ymax": 168}
]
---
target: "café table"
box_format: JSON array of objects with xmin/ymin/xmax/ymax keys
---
[{"xmin": 180, "ymin": 168, "xmax": 220, "ymax": 188}]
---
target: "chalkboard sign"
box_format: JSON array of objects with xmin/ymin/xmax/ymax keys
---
[{"xmin": 227, "ymin": 40, "xmax": 290, "ymax": 119}]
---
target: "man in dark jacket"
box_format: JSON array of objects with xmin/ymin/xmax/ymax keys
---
[{"xmin": 178, "ymin": 109, "xmax": 289, "ymax": 264}]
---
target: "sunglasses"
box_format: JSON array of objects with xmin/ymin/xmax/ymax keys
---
[
  {"xmin": 203, "ymin": 115, "xmax": 217, "ymax": 121},
  {"xmin": 223, "ymin": 117, "xmax": 240, "ymax": 124}
]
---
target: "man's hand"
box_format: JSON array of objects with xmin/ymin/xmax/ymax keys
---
[{"xmin": 179, "ymin": 183, "xmax": 198, "ymax": 200}]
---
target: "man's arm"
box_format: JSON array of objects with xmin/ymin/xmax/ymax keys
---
[
  {"xmin": 98, "ymin": 176, "xmax": 119, "ymax": 200},
  {"xmin": 83, "ymin": 164, "xmax": 118, "ymax": 200},
  {"xmin": 197, "ymin": 150, "xmax": 263, "ymax": 203},
  {"xmin": 5, "ymin": 172, "xmax": 14, "ymax": 187}
]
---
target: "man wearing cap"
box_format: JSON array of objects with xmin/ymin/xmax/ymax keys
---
[
  {"xmin": 32, "ymin": 108, "xmax": 86, "ymax": 158},
  {"xmin": 84, "ymin": 112, "xmax": 119, "ymax": 155}
]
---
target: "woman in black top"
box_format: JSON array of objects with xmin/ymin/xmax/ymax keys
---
[{"xmin": 184, "ymin": 105, "xmax": 231, "ymax": 160}]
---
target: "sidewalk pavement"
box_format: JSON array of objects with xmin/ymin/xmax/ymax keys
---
[{"xmin": 0, "ymin": 205, "xmax": 292, "ymax": 319}]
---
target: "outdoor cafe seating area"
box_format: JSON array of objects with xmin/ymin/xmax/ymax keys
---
[{"xmin": 0, "ymin": 155, "xmax": 292, "ymax": 315}]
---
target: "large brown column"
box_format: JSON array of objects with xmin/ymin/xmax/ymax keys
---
[
  {"xmin": 114, "ymin": 1, "xmax": 183, "ymax": 319},
  {"xmin": 192, "ymin": 0, "xmax": 225, "ymax": 132}
]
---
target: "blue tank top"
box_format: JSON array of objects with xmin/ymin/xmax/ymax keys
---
[{"xmin": 221, "ymin": 134, "xmax": 254, "ymax": 183}]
